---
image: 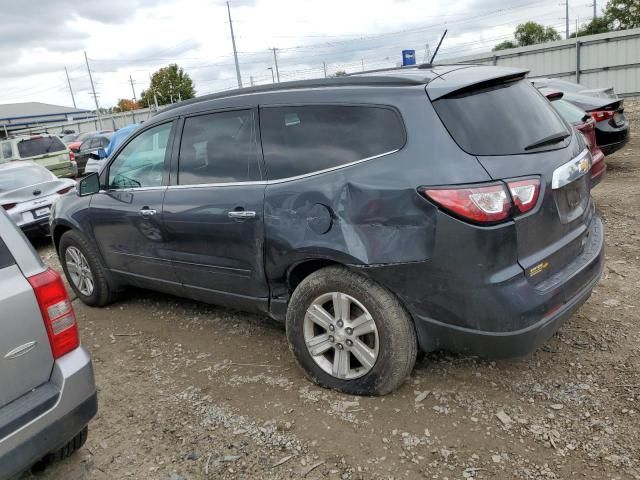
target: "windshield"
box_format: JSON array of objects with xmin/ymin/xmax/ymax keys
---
[
  {"xmin": 0, "ymin": 165, "xmax": 53, "ymax": 192},
  {"xmin": 433, "ymin": 79, "xmax": 570, "ymax": 155},
  {"xmin": 17, "ymin": 136, "xmax": 67, "ymax": 158}
]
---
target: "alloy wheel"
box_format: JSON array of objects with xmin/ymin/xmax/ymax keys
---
[{"xmin": 65, "ymin": 246, "xmax": 95, "ymax": 296}]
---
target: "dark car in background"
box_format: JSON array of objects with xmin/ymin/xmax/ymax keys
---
[
  {"xmin": 531, "ymin": 77, "xmax": 629, "ymax": 155},
  {"xmin": 73, "ymin": 133, "xmax": 114, "ymax": 175},
  {"xmin": 65, "ymin": 130, "xmax": 113, "ymax": 154},
  {"xmin": 540, "ymin": 89, "xmax": 606, "ymax": 187},
  {"xmin": 50, "ymin": 65, "xmax": 603, "ymax": 395}
]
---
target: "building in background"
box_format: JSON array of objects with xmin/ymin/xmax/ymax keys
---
[{"xmin": 0, "ymin": 102, "xmax": 93, "ymax": 139}]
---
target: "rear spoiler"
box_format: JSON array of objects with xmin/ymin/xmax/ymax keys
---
[{"xmin": 426, "ymin": 66, "xmax": 529, "ymax": 101}]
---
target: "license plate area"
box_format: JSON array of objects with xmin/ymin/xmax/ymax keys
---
[
  {"xmin": 33, "ymin": 207, "xmax": 50, "ymax": 218},
  {"xmin": 613, "ymin": 112, "xmax": 625, "ymax": 127},
  {"xmin": 554, "ymin": 176, "xmax": 589, "ymax": 224}
]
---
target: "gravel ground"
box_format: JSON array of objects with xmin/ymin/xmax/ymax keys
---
[{"xmin": 22, "ymin": 103, "xmax": 639, "ymax": 480}]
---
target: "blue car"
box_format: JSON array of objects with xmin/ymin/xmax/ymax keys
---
[{"xmin": 83, "ymin": 123, "xmax": 140, "ymax": 174}]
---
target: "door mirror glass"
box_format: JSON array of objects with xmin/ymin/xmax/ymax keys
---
[{"xmin": 79, "ymin": 172, "xmax": 100, "ymax": 196}]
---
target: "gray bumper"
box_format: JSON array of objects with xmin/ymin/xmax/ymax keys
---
[{"xmin": 0, "ymin": 347, "xmax": 97, "ymax": 478}]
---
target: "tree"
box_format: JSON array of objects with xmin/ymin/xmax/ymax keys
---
[
  {"xmin": 334, "ymin": 70, "xmax": 348, "ymax": 77},
  {"xmin": 140, "ymin": 64, "xmax": 195, "ymax": 107},
  {"xmin": 571, "ymin": 17, "xmax": 612, "ymax": 37},
  {"xmin": 493, "ymin": 40, "xmax": 518, "ymax": 51},
  {"xmin": 115, "ymin": 99, "xmax": 141, "ymax": 112},
  {"xmin": 514, "ymin": 22, "xmax": 561, "ymax": 46},
  {"xmin": 604, "ymin": 0, "xmax": 640, "ymax": 29}
]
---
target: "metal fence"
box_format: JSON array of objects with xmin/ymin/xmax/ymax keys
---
[
  {"xmin": 18, "ymin": 107, "xmax": 156, "ymax": 136},
  {"xmin": 443, "ymin": 27, "xmax": 640, "ymax": 97}
]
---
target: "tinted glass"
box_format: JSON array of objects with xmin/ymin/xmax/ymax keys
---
[
  {"xmin": 0, "ymin": 238, "xmax": 14, "ymax": 270},
  {"xmin": 108, "ymin": 122, "xmax": 172, "ymax": 189},
  {"xmin": 0, "ymin": 165, "xmax": 53, "ymax": 192},
  {"xmin": 260, "ymin": 105, "xmax": 405, "ymax": 180},
  {"xmin": 1, "ymin": 143, "xmax": 11, "ymax": 159},
  {"xmin": 17, "ymin": 137, "xmax": 66, "ymax": 157},
  {"xmin": 178, "ymin": 110, "xmax": 259, "ymax": 185},
  {"xmin": 433, "ymin": 79, "xmax": 569, "ymax": 155},
  {"xmin": 552, "ymin": 99, "xmax": 588, "ymax": 124},
  {"xmin": 79, "ymin": 139, "xmax": 92, "ymax": 151}
]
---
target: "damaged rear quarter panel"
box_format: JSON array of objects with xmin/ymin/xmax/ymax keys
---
[{"xmin": 262, "ymin": 86, "xmax": 492, "ymax": 289}]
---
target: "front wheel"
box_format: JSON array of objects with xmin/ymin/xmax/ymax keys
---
[{"xmin": 286, "ymin": 266, "xmax": 417, "ymax": 395}]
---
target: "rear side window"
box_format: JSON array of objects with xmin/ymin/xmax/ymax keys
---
[
  {"xmin": 17, "ymin": 137, "xmax": 66, "ymax": 158},
  {"xmin": 1, "ymin": 142, "xmax": 12, "ymax": 159},
  {"xmin": 178, "ymin": 110, "xmax": 260, "ymax": 185},
  {"xmin": 260, "ymin": 105, "xmax": 405, "ymax": 180},
  {"xmin": 0, "ymin": 238, "xmax": 15, "ymax": 270},
  {"xmin": 433, "ymin": 79, "xmax": 569, "ymax": 155}
]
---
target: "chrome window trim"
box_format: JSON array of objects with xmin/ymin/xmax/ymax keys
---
[
  {"xmin": 551, "ymin": 149, "xmax": 592, "ymax": 190},
  {"xmin": 165, "ymin": 149, "xmax": 399, "ymax": 190},
  {"xmin": 98, "ymin": 186, "xmax": 167, "ymax": 194}
]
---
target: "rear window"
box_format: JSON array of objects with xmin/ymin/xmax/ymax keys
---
[
  {"xmin": 1, "ymin": 142, "xmax": 11, "ymax": 159},
  {"xmin": 260, "ymin": 105, "xmax": 405, "ymax": 180},
  {"xmin": 552, "ymin": 99, "xmax": 589, "ymax": 124},
  {"xmin": 0, "ymin": 165, "xmax": 53, "ymax": 192},
  {"xmin": 17, "ymin": 137, "xmax": 66, "ymax": 158},
  {"xmin": 433, "ymin": 79, "xmax": 570, "ymax": 155},
  {"xmin": 0, "ymin": 237, "xmax": 14, "ymax": 270}
]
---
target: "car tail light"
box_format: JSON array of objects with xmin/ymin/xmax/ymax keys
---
[
  {"xmin": 57, "ymin": 186, "xmax": 74, "ymax": 195},
  {"xmin": 420, "ymin": 184, "xmax": 511, "ymax": 223},
  {"xmin": 2, "ymin": 203, "xmax": 17, "ymax": 210},
  {"xmin": 27, "ymin": 268, "xmax": 79, "ymax": 359},
  {"xmin": 507, "ymin": 178, "xmax": 540, "ymax": 214},
  {"xmin": 69, "ymin": 151, "xmax": 75, "ymax": 161},
  {"xmin": 590, "ymin": 110, "xmax": 615, "ymax": 123}
]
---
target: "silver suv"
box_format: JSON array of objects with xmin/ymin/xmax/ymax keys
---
[{"xmin": 0, "ymin": 210, "xmax": 96, "ymax": 477}]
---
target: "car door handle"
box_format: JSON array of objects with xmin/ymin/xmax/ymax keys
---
[
  {"xmin": 139, "ymin": 208, "xmax": 157, "ymax": 217},
  {"xmin": 228, "ymin": 210, "xmax": 256, "ymax": 219}
]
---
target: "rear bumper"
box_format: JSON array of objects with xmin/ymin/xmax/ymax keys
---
[
  {"xmin": 0, "ymin": 347, "xmax": 97, "ymax": 478},
  {"xmin": 19, "ymin": 217, "xmax": 50, "ymax": 236},
  {"xmin": 597, "ymin": 124, "xmax": 629, "ymax": 155},
  {"xmin": 48, "ymin": 163, "xmax": 77, "ymax": 179},
  {"xmin": 359, "ymin": 215, "xmax": 604, "ymax": 358}
]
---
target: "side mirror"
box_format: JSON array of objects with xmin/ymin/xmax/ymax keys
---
[
  {"xmin": 79, "ymin": 172, "xmax": 101, "ymax": 196},
  {"xmin": 97, "ymin": 148, "xmax": 107, "ymax": 159}
]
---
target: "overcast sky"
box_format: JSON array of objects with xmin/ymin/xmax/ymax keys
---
[{"xmin": 0, "ymin": 0, "xmax": 598, "ymax": 110}]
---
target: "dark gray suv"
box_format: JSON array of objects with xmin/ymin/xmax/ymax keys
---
[{"xmin": 50, "ymin": 64, "xmax": 604, "ymax": 395}]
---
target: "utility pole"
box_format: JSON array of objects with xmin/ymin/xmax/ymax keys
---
[
  {"xmin": 64, "ymin": 66, "xmax": 76, "ymax": 108},
  {"xmin": 323, "ymin": 61, "xmax": 327, "ymax": 78},
  {"xmin": 250, "ymin": 76, "xmax": 254, "ymax": 86},
  {"xmin": 227, "ymin": 1, "xmax": 243, "ymax": 88},
  {"xmin": 148, "ymin": 73, "xmax": 159, "ymax": 110},
  {"xmin": 129, "ymin": 75, "xmax": 137, "ymax": 102},
  {"xmin": 592, "ymin": 0, "xmax": 597, "ymax": 18},
  {"xmin": 267, "ymin": 67, "xmax": 275, "ymax": 84},
  {"xmin": 361, "ymin": 58, "xmax": 365, "ymax": 71},
  {"xmin": 84, "ymin": 51, "xmax": 103, "ymax": 129},
  {"xmin": 271, "ymin": 48, "xmax": 280, "ymax": 82},
  {"xmin": 565, "ymin": 0, "xmax": 570, "ymax": 39}
]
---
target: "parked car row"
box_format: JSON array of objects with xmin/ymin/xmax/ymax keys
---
[{"xmin": 0, "ymin": 135, "xmax": 77, "ymax": 178}]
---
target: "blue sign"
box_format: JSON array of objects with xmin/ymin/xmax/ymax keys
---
[{"xmin": 402, "ymin": 50, "xmax": 416, "ymax": 66}]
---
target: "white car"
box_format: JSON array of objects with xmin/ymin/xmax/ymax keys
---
[{"xmin": 0, "ymin": 161, "xmax": 75, "ymax": 236}]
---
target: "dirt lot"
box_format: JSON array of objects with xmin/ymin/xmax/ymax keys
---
[{"xmin": 23, "ymin": 104, "xmax": 639, "ymax": 480}]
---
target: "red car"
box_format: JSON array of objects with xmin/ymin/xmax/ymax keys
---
[
  {"xmin": 543, "ymin": 91, "xmax": 606, "ymax": 187},
  {"xmin": 64, "ymin": 130, "xmax": 113, "ymax": 154}
]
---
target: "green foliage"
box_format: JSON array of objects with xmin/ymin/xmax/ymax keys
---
[
  {"xmin": 514, "ymin": 22, "xmax": 561, "ymax": 46},
  {"xmin": 140, "ymin": 64, "xmax": 195, "ymax": 107},
  {"xmin": 604, "ymin": 0, "xmax": 640, "ymax": 29},
  {"xmin": 571, "ymin": 17, "xmax": 613, "ymax": 37},
  {"xmin": 334, "ymin": 70, "xmax": 348, "ymax": 77},
  {"xmin": 492, "ymin": 40, "xmax": 518, "ymax": 51}
]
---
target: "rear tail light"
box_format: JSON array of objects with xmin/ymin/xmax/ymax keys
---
[
  {"xmin": 590, "ymin": 110, "xmax": 615, "ymax": 123},
  {"xmin": 420, "ymin": 184, "xmax": 511, "ymax": 223},
  {"xmin": 508, "ymin": 178, "xmax": 540, "ymax": 214},
  {"xmin": 419, "ymin": 178, "xmax": 541, "ymax": 225},
  {"xmin": 27, "ymin": 268, "xmax": 79, "ymax": 359},
  {"xmin": 2, "ymin": 203, "xmax": 17, "ymax": 211},
  {"xmin": 57, "ymin": 186, "xmax": 74, "ymax": 195},
  {"xmin": 69, "ymin": 151, "xmax": 75, "ymax": 161}
]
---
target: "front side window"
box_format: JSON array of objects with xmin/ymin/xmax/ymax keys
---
[
  {"xmin": 260, "ymin": 105, "xmax": 405, "ymax": 180},
  {"xmin": 1, "ymin": 142, "xmax": 11, "ymax": 159},
  {"xmin": 108, "ymin": 122, "xmax": 172, "ymax": 189},
  {"xmin": 177, "ymin": 110, "xmax": 259, "ymax": 185}
]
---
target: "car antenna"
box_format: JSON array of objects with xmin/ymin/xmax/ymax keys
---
[{"xmin": 429, "ymin": 29, "xmax": 448, "ymax": 65}]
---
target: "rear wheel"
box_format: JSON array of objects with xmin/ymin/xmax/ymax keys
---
[
  {"xmin": 59, "ymin": 230, "xmax": 117, "ymax": 307},
  {"xmin": 286, "ymin": 266, "xmax": 417, "ymax": 395}
]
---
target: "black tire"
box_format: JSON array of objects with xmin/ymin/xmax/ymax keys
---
[
  {"xmin": 59, "ymin": 230, "xmax": 118, "ymax": 307},
  {"xmin": 286, "ymin": 266, "xmax": 417, "ymax": 395}
]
